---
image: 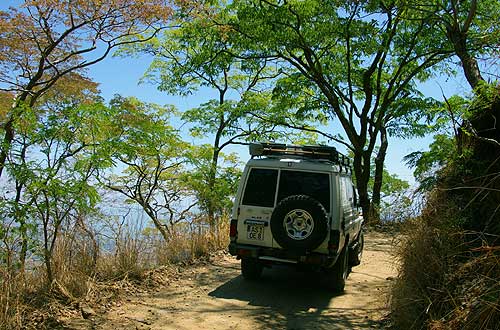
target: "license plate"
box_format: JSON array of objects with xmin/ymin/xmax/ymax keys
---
[{"xmin": 247, "ymin": 225, "xmax": 264, "ymax": 241}]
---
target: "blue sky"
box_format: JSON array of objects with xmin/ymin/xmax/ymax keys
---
[{"xmin": 1, "ymin": 1, "xmax": 474, "ymax": 185}]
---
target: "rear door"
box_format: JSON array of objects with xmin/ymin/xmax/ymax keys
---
[
  {"xmin": 274, "ymin": 170, "xmax": 331, "ymax": 250},
  {"xmin": 237, "ymin": 168, "xmax": 278, "ymax": 247}
]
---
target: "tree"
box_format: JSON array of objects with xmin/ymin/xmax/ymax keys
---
[
  {"xmin": 0, "ymin": 75, "xmax": 103, "ymax": 276},
  {"xmin": 225, "ymin": 0, "xmax": 453, "ymax": 222},
  {"xmin": 185, "ymin": 144, "xmax": 241, "ymax": 224},
  {"xmin": 0, "ymin": 0, "xmax": 172, "ymax": 178},
  {"xmin": 126, "ymin": 6, "xmax": 284, "ymax": 227},
  {"xmin": 1, "ymin": 99, "xmax": 112, "ymax": 284},
  {"xmin": 404, "ymin": 94, "xmax": 468, "ymax": 190},
  {"xmin": 374, "ymin": 169, "xmax": 412, "ymax": 223},
  {"xmin": 410, "ymin": 0, "xmax": 499, "ymax": 90},
  {"xmin": 414, "ymin": 0, "xmax": 500, "ymax": 153},
  {"xmin": 103, "ymin": 96, "xmax": 197, "ymax": 241},
  {"xmin": 407, "ymin": 133, "xmax": 458, "ymax": 187},
  {"xmin": 405, "ymin": 0, "xmax": 500, "ymax": 193}
]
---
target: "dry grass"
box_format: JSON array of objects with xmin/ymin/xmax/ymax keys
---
[
  {"xmin": 0, "ymin": 267, "xmax": 49, "ymax": 330},
  {"xmin": 391, "ymin": 220, "xmax": 460, "ymax": 329},
  {"xmin": 430, "ymin": 246, "xmax": 500, "ymax": 330},
  {"xmin": 0, "ymin": 269, "xmax": 24, "ymax": 329},
  {"xmin": 390, "ymin": 191, "xmax": 500, "ymax": 330},
  {"xmin": 0, "ymin": 216, "xmax": 230, "ymax": 330}
]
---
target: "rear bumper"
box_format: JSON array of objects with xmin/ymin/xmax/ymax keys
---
[{"xmin": 228, "ymin": 242, "xmax": 338, "ymax": 267}]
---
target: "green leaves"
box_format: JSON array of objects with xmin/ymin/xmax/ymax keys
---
[
  {"xmin": 401, "ymin": 90, "xmax": 484, "ymax": 191},
  {"xmin": 405, "ymin": 134, "xmax": 457, "ymax": 191},
  {"xmin": 226, "ymin": 0, "xmax": 464, "ymax": 220},
  {"xmin": 100, "ymin": 96, "xmax": 202, "ymax": 239},
  {"xmin": 183, "ymin": 144, "xmax": 242, "ymax": 216}
]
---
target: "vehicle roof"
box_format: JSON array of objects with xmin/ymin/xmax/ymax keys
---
[{"xmin": 245, "ymin": 157, "xmax": 352, "ymax": 175}]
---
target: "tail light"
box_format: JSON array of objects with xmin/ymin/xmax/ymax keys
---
[
  {"xmin": 229, "ymin": 219, "xmax": 238, "ymax": 240},
  {"xmin": 328, "ymin": 230, "xmax": 340, "ymax": 253},
  {"xmin": 328, "ymin": 243, "xmax": 338, "ymax": 251}
]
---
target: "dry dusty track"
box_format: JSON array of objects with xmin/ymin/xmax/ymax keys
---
[{"xmin": 66, "ymin": 231, "xmax": 397, "ymax": 330}]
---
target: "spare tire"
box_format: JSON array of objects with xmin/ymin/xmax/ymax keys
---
[{"xmin": 270, "ymin": 195, "xmax": 328, "ymax": 253}]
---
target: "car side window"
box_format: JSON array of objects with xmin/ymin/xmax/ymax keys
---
[
  {"xmin": 242, "ymin": 168, "xmax": 278, "ymax": 207},
  {"xmin": 277, "ymin": 170, "xmax": 330, "ymax": 212},
  {"xmin": 345, "ymin": 180, "xmax": 353, "ymax": 203},
  {"xmin": 340, "ymin": 177, "xmax": 352, "ymax": 206}
]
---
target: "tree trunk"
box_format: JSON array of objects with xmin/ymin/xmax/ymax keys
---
[
  {"xmin": 0, "ymin": 118, "xmax": 14, "ymax": 179},
  {"xmin": 144, "ymin": 206, "xmax": 171, "ymax": 242},
  {"xmin": 0, "ymin": 96, "xmax": 29, "ymax": 179},
  {"xmin": 207, "ymin": 91, "xmax": 227, "ymax": 232},
  {"xmin": 14, "ymin": 145, "xmax": 28, "ymax": 275},
  {"xmin": 353, "ymin": 150, "xmax": 372, "ymax": 223},
  {"xmin": 77, "ymin": 213, "xmax": 99, "ymax": 271},
  {"xmin": 19, "ymin": 226, "xmax": 28, "ymax": 275},
  {"xmin": 445, "ymin": 19, "xmax": 484, "ymax": 90},
  {"xmin": 42, "ymin": 213, "xmax": 54, "ymax": 285},
  {"xmin": 44, "ymin": 246, "xmax": 53, "ymax": 285},
  {"xmin": 369, "ymin": 128, "xmax": 388, "ymax": 223},
  {"xmin": 207, "ymin": 142, "xmax": 220, "ymax": 230}
]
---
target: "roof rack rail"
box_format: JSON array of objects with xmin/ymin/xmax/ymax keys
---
[{"xmin": 249, "ymin": 142, "xmax": 351, "ymax": 167}]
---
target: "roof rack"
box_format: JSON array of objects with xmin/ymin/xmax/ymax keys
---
[{"xmin": 249, "ymin": 142, "xmax": 352, "ymax": 168}]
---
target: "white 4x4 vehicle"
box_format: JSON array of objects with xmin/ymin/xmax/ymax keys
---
[{"xmin": 229, "ymin": 143, "xmax": 364, "ymax": 292}]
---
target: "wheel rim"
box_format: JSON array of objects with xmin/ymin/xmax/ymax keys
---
[{"xmin": 283, "ymin": 209, "xmax": 314, "ymax": 240}]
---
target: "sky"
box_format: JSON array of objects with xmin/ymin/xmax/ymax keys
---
[{"xmin": 0, "ymin": 0, "xmax": 475, "ymax": 185}]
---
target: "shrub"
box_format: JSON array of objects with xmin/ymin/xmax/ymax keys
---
[{"xmin": 391, "ymin": 186, "xmax": 500, "ymax": 329}]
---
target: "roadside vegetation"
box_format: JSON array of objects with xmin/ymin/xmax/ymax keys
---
[
  {"xmin": 391, "ymin": 84, "xmax": 500, "ymax": 329},
  {"xmin": 0, "ymin": 1, "xmax": 498, "ymax": 329},
  {"xmin": 390, "ymin": 1, "xmax": 500, "ymax": 328}
]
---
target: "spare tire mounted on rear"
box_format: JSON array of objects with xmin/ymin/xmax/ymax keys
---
[{"xmin": 270, "ymin": 195, "xmax": 328, "ymax": 253}]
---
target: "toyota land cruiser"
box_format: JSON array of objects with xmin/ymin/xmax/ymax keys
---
[{"xmin": 228, "ymin": 143, "xmax": 364, "ymax": 292}]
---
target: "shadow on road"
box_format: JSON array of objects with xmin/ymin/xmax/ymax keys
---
[{"xmin": 209, "ymin": 265, "xmax": 383, "ymax": 329}]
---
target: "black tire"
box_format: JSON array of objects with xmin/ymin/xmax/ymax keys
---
[
  {"xmin": 326, "ymin": 245, "xmax": 349, "ymax": 293},
  {"xmin": 270, "ymin": 195, "xmax": 328, "ymax": 254},
  {"xmin": 241, "ymin": 258, "xmax": 263, "ymax": 280},
  {"xmin": 349, "ymin": 231, "xmax": 364, "ymax": 267}
]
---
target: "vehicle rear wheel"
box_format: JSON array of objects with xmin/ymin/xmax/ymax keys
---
[
  {"xmin": 326, "ymin": 245, "xmax": 349, "ymax": 293},
  {"xmin": 270, "ymin": 195, "xmax": 328, "ymax": 254},
  {"xmin": 241, "ymin": 258, "xmax": 263, "ymax": 280},
  {"xmin": 349, "ymin": 231, "xmax": 364, "ymax": 267}
]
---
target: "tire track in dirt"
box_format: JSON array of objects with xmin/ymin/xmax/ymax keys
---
[{"xmin": 65, "ymin": 231, "xmax": 396, "ymax": 330}]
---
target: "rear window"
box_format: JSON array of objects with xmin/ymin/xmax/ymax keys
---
[
  {"xmin": 242, "ymin": 168, "xmax": 278, "ymax": 207},
  {"xmin": 277, "ymin": 170, "xmax": 330, "ymax": 211}
]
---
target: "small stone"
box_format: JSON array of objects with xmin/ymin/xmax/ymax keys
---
[
  {"xmin": 136, "ymin": 318, "xmax": 151, "ymax": 325},
  {"xmin": 81, "ymin": 306, "xmax": 96, "ymax": 319}
]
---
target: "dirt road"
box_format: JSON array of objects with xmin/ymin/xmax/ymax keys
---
[{"xmin": 67, "ymin": 231, "xmax": 397, "ymax": 330}]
